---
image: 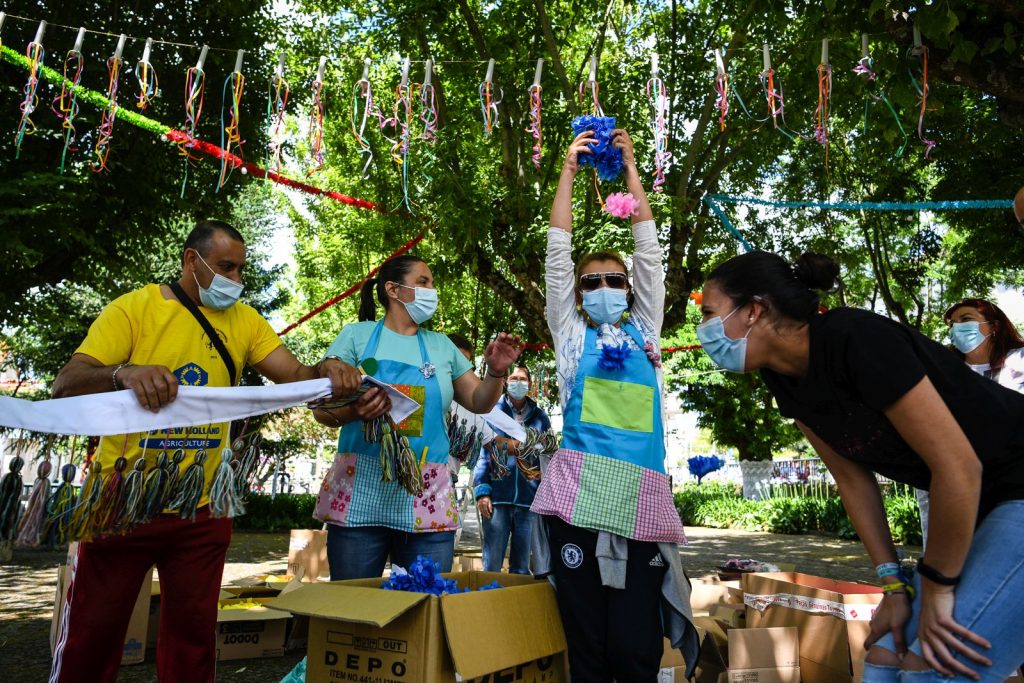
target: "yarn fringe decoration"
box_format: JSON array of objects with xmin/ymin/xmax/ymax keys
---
[
  {"xmin": 178, "ymin": 64, "xmax": 206, "ymax": 197},
  {"xmin": 0, "ymin": 454, "xmax": 26, "ymax": 542},
  {"xmin": 233, "ymin": 435, "xmax": 262, "ymax": 498},
  {"xmin": 382, "ymin": 555, "xmax": 502, "ymax": 596},
  {"xmin": 364, "ymin": 415, "xmax": 423, "ymax": 496},
  {"xmin": 141, "ymin": 450, "xmax": 171, "ymax": 521},
  {"xmin": 169, "ymin": 449, "xmax": 207, "ymax": 521},
  {"xmin": 94, "ymin": 455, "xmax": 128, "ymax": 534},
  {"xmin": 447, "ymin": 413, "xmax": 485, "ymax": 471},
  {"xmin": 15, "ymin": 459, "xmax": 53, "ymax": 547},
  {"xmin": 119, "ymin": 457, "xmax": 148, "ymax": 529},
  {"xmin": 51, "ymin": 47, "xmax": 83, "ymax": 173},
  {"xmin": 218, "ymin": 71, "xmax": 246, "ymax": 190},
  {"xmin": 646, "ymin": 70, "xmax": 671, "ymax": 190},
  {"xmin": 487, "ymin": 439, "xmax": 513, "ymax": 479},
  {"xmin": 604, "ymin": 192, "xmax": 639, "ymax": 219},
  {"xmin": 14, "ymin": 39, "xmax": 45, "ymax": 159},
  {"xmin": 69, "ymin": 461, "xmax": 103, "ymax": 542},
  {"xmin": 598, "ymin": 341, "xmax": 631, "ymax": 371},
  {"xmin": 525, "ymin": 84, "xmax": 542, "ymax": 169},
  {"xmin": 570, "ymin": 115, "xmax": 623, "ymax": 181},
  {"xmin": 91, "ymin": 53, "xmax": 124, "ymax": 173},
  {"xmin": 45, "ymin": 463, "xmax": 78, "ymax": 545},
  {"xmin": 209, "ymin": 447, "xmax": 246, "ymax": 518}
]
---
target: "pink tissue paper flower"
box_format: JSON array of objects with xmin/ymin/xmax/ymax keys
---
[{"xmin": 605, "ymin": 192, "xmax": 640, "ymax": 219}]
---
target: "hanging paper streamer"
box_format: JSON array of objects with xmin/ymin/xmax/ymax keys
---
[
  {"xmin": 307, "ymin": 55, "xmax": 327, "ymax": 176},
  {"xmin": 218, "ymin": 49, "xmax": 247, "ymax": 191},
  {"xmin": 713, "ymin": 49, "xmax": 729, "ymax": 132},
  {"xmin": 525, "ymin": 58, "xmax": 543, "ymax": 169},
  {"xmin": 266, "ymin": 52, "xmax": 289, "ymax": 182},
  {"xmin": 815, "ymin": 40, "xmax": 832, "ymax": 165},
  {"xmin": 645, "ymin": 53, "xmax": 671, "ymax": 192},
  {"xmin": 579, "ymin": 54, "xmax": 605, "ymax": 116},
  {"xmin": 178, "ymin": 44, "xmax": 208, "ymax": 197},
  {"xmin": 853, "ymin": 34, "xmax": 908, "ymax": 157},
  {"xmin": 908, "ymin": 26, "xmax": 936, "ymax": 159},
  {"xmin": 387, "ymin": 56, "xmax": 415, "ymax": 213},
  {"xmin": 51, "ymin": 27, "xmax": 85, "ymax": 174},
  {"xmin": 351, "ymin": 58, "xmax": 378, "ymax": 178},
  {"xmin": 134, "ymin": 37, "xmax": 158, "ymax": 110},
  {"xmin": 14, "ymin": 20, "xmax": 47, "ymax": 159},
  {"xmin": 758, "ymin": 44, "xmax": 800, "ymax": 141},
  {"xmin": 478, "ymin": 58, "xmax": 501, "ymax": 138},
  {"xmin": 417, "ymin": 59, "xmax": 439, "ymax": 184},
  {"xmin": 91, "ymin": 34, "xmax": 127, "ymax": 173}
]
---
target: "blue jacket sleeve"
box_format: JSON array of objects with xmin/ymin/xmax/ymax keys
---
[{"xmin": 472, "ymin": 446, "xmax": 492, "ymax": 498}]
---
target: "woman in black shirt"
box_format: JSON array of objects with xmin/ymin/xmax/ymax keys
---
[{"xmin": 696, "ymin": 251, "xmax": 1024, "ymax": 682}]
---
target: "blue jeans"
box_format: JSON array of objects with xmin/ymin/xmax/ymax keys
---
[
  {"xmin": 862, "ymin": 500, "xmax": 1024, "ymax": 683},
  {"xmin": 481, "ymin": 505, "xmax": 534, "ymax": 574},
  {"xmin": 326, "ymin": 524, "xmax": 456, "ymax": 581}
]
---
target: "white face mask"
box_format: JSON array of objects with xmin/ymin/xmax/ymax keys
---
[
  {"xmin": 193, "ymin": 251, "xmax": 244, "ymax": 310},
  {"xmin": 507, "ymin": 380, "xmax": 530, "ymax": 400}
]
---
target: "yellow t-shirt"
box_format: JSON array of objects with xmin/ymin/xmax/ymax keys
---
[{"xmin": 76, "ymin": 284, "xmax": 282, "ymax": 506}]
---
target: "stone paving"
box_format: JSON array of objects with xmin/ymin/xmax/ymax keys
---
[{"xmin": 0, "ymin": 502, "xmax": 917, "ymax": 682}]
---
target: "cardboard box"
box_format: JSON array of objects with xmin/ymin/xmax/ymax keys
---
[
  {"xmin": 288, "ymin": 529, "xmax": 330, "ymax": 582},
  {"xmin": 742, "ymin": 572, "xmax": 882, "ymax": 683},
  {"xmin": 728, "ymin": 627, "xmax": 800, "ymax": 683},
  {"xmin": 710, "ymin": 602, "xmax": 746, "ymax": 629},
  {"xmin": 455, "ymin": 553, "xmax": 510, "ymax": 573},
  {"xmin": 51, "ymin": 565, "xmax": 153, "ymax": 665},
  {"xmin": 690, "ymin": 620, "xmax": 728, "ymax": 683},
  {"xmin": 216, "ymin": 597, "xmax": 291, "ymax": 661},
  {"xmin": 267, "ymin": 570, "xmax": 568, "ymax": 682}
]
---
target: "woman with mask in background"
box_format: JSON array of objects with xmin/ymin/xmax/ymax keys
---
[
  {"xmin": 697, "ymin": 250, "xmax": 1024, "ymax": 682},
  {"xmin": 473, "ymin": 364, "xmax": 552, "ymax": 574},
  {"xmin": 531, "ymin": 128, "xmax": 697, "ymax": 682},
  {"xmin": 312, "ymin": 255, "xmax": 522, "ymax": 580}
]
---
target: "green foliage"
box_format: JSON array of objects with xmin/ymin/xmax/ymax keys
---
[
  {"xmin": 233, "ymin": 493, "xmax": 320, "ymax": 532},
  {"xmin": 673, "ymin": 482, "xmax": 916, "ymax": 543}
]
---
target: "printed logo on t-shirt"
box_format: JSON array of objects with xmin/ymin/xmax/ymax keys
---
[
  {"xmin": 561, "ymin": 543, "xmax": 583, "ymax": 569},
  {"xmin": 173, "ymin": 362, "xmax": 209, "ymax": 386},
  {"xmin": 204, "ymin": 328, "xmax": 229, "ymax": 352},
  {"xmin": 649, "ymin": 553, "xmax": 664, "ymax": 567}
]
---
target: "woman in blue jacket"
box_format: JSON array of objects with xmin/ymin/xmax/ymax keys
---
[{"xmin": 473, "ymin": 364, "xmax": 552, "ymax": 574}]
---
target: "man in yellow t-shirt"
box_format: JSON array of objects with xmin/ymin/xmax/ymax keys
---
[{"xmin": 48, "ymin": 220, "xmax": 361, "ymax": 683}]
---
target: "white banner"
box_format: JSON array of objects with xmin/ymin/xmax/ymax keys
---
[
  {"xmin": 744, "ymin": 591, "xmax": 878, "ymax": 622},
  {"xmin": 0, "ymin": 379, "xmax": 335, "ymax": 436}
]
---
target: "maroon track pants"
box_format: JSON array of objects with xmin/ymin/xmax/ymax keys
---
[{"xmin": 49, "ymin": 508, "xmax": 232, "ymax": 683}]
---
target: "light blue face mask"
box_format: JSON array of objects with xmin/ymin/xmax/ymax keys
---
[
  {"xmin": 696, "ymin": 306, "xmax": 751, "ymax": 373},
  {"xmin": 193, "ymin": 251, "xmax": 244, "ymax": 310},
  {"xmin": 393, "ymin": 283, "xmax": 438, "ymax": 324},
  {"xmin": 507, "ymin": 380, "xmax": 530, "ymax": 401},
  {"xmin": 950, "ymin": 321, "xmax": 989, "ymax": 354},
  {"xmin": 582, "ymin": 287, "xmax": 628, "ymax": 325}
]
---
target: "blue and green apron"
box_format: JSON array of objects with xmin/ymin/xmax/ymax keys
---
[
  {"xmin": 315, "ymin": 320, "xmax": 458, "ymax": 532},
  {"xmin": 532, "ymin": 322, "xmax": 685, "ymax": 542}
]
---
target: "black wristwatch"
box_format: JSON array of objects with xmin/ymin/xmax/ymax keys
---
[{"xmin": 916, "ymin": 558, "xmax": 960, "ymax": 586}]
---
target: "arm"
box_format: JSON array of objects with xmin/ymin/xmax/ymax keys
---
[
  {"xmin": 53, "ymin": 353, "xmax": 179, "ymax": 413},
  {"xmin": 473, "ymin": 444, "xmax": 494, "ymax": 519},
  {"xmin": 452, "ymin": 333, "xmax": 523, "ymax": 414},
  {"xmin": 546, "ymin": 132, "xmax": 595, "ymax": 342},
  {"xmin": 253, "ymin": 346, "xmax": 362, "ymax": 395},
  {"xmin": 614, "ymin": 129, "xmax": 664, "ymax": 335}
]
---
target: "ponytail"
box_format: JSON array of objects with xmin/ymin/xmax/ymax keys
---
[{"xmin": 358, "ymin": 278, "xmax": 379, "ymax": 322}]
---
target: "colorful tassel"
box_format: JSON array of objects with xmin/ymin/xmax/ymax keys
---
[
  {"xmin": 234, "ymin": 441, "xmax": 259, "ymax": 499},
  {"xmin": 15, "ymin": 459, "xmax": 52, "ymax": 547},
  {"xmin": 210, "ymin": 448, "xmax": 245, "ymax": 518},
  {"xmin": 69, "ymin": 461, "xmax": 103, "ymax": 542},
  {"xmin": 95, "ymin": 456, "xmax": 128, "ymax": 534},
  {"xmin": 170, "ymin": 450, "xmax": 207, "ymax": 521},
  {"xmin": 141, "ymin": 450, "xmax": 170, "ymax": 520},
  {"xmin": 45, "ymin": 464, "xmax": 78, "ymax": 545},
  {"xmin": 0, "ymin": 455, "xmax": 25, "ymax": 541},
  {"xmin": 118, "ymin": 457, "xmax": 148, "ymax": 529}
]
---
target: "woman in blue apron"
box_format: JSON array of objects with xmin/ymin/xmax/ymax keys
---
[
  {"xmin": 314, "ymin": 255, "xmax": 522, "ymax": 580},
  {"xmin": 532, "ymin": 130, "xmax": 697, "ymax": 681}
]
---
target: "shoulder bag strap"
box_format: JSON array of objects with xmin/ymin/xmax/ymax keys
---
[{"xmin": 168, "ymin": 281, "xmax": 239, "ymax": 386}]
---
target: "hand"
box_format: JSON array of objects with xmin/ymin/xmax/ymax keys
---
[
  {"xmin": 612, "ymin": 128, "xmax": 636, "ymax": 166},
  {"xmin": 319, "ymin": 358, "xmax": 363, "ymax": 398},
  {"xmin": 562, "ymin": 130, "xmax": 595, "ymax": 177},
  {"xmin": 493, "ymin": 436, "xmax": 521, "ymax": 458},
  {"xmin": 917, "ymin": 582, "xmax": 991, "ymax": 679},
  {"xmin": 477, "ymin": 496, "xmax": 493, "ymax": 519},
  {"xmin": 353, "ymin": 387, "xmax": 391, "ymax": 422},
  {"xmin": 484, "ymin": 333, "xmax": 523, "ymax": 376},
  {"xmin": 119, "ymin": 365, "xmax": 179, "ymax": 412},
  {"xmin": 864, "ymin": 591, "xmax": 913, "ymax": 657}
]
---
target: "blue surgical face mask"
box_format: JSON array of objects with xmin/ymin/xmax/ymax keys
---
[
  {"xmin": 193, "ymin": 251, "xmax": 244, "ymax": 310},
  {"xmin": 507, "ymin": 380, "xmax": 530, "ymax": 401},
  {"xmin": 950, "ymin": 321, "xmax": 989, "ymax": 354},
  {"xmin": 393, "ymin": 283, "xmax": 438, "ymax": 324},
  {"xmin": 582, "ymin": 288, "xmax": 628, "ymax": 325},
  {"xmin": 696, "ymin": 306, "xmax": 751, "ymax": 373}
]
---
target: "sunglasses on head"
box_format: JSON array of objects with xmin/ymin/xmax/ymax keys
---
[{"xmin": 578, "ymin": 272, "xmax": 629, "ymax": 291}]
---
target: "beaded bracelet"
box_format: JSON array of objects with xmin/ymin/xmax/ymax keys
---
[{"xmin": 112, "ymin": 362, "xmax": 134, "ymax": 391}]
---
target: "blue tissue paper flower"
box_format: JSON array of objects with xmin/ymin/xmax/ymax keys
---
[
  {"xmin": 598, "ymin": 341, "xmax": 631, "ymax": 371},
  {"xmin": 381, "ymin": 555, "xmax": 505, "ymax": 596},
  {"xmin": 688, "ymin": 455, "xmax": 725, "ymax": 484},
  {"xmin": 571, "ymin": 115, "xmax": 623, "ymax": 181}
]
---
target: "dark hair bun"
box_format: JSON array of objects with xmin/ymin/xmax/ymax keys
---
[{"xmin": 793, "ymin": 252, "xmax": 839, "ymax": 291}]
